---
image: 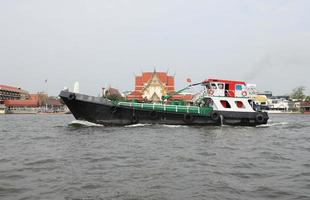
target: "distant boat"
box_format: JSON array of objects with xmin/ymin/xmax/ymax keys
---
[{"xmin": 59, "ymin": 78, "xmax": 269, "ymax": 126}]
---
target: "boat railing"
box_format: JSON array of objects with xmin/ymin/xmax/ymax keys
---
[{"xmin": 117, "ymin": 102, "xmax": 212, "ymax": 116}]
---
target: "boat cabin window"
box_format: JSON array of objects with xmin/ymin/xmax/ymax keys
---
[
  {"xmin": 235, "ymin": 84, "xmax": 242, "ymax": 91},
  {"xmin": 235, "ymin": 101, "xmax": 245, "ymax": 108},
  {"xmin": 225, "ymin": 84, "xmax": 229, "ymax": 96},
  {"xmin": 220, "ymin": 100, "xmax": 231, "ymax": 108},
  {"xmin": 218, "ymin": 83, "xmax": 224, "ymax": 90},
  {"xmin": 211, "ymin": 83, "xmax": 217, "ymax": 89}
]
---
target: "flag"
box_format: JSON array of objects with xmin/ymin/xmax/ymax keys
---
[{"xmin": 186, "ymin": 78, "xmax": 192, "ymax": 83}]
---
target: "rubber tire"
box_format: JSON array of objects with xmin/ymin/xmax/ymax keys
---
[
  {"xmin": 149, "ymin": 111, "xmax": 159, "ymax": 120},
  {"xmin": 210, "ymin": 111, "xmax": 220, "ymax": 121},
  {"xmin": 183, "ymin": 114, "xmax": 194, "ymax": 124},
  {"xmin": 255, "ymin": 113, "xmax": 264, "ymax": 124},
  {"xmin": 68, "ymin": 93, "xmax": 76, "ymax": 101}
]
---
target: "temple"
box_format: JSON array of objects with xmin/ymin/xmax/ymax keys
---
[{"xmin": 127, "ymin": 71, "xmax": 192, "ymax": 102}]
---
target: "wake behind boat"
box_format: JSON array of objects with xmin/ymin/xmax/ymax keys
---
[{"xmin": 59, "ymin": 78, "xmax": 269, "ymax": 126}]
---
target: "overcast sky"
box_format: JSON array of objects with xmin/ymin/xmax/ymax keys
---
[{"xmin": 0, "ymin": 0, "xmax": 309, "ymax": 96}]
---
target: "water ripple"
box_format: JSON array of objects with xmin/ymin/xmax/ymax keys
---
[{"xmin": 0, "ymin": 114, "xmax": 309, "ymax": 199}]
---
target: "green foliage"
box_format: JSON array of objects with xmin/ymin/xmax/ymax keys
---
[
  {"xmin": 290, "ymin": 86, "xmax": 306, "ymax": 100},
  {"xmin": 305, "ymin": 96, "xmax": 310, "ymax": 102}
]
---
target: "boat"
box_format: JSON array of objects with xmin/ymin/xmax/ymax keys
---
[{"xmin": 59, "ymin": 78, "xmax": 269, "ymax": 126}]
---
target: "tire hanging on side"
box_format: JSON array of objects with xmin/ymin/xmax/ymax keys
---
[
  {"xmin": 183, "ymin": 114, "xmax": 194, "ymax": 124},
  {"xmin": 210, "ymin": 111, "xmax": 220, "ymax": 122},
  {"xmin": 68, "ymin": 93, "xmax": 76, "ymax": 101},
  {"xmin": 255, "ymin": 113, "xmax": 264, "ymax": 124},
  {"xmin": 149, "ymin": 111, "xmax": 159, "ymax": 120}
]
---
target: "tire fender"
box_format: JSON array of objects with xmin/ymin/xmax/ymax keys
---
[
  {"xmin": 255, "ymin": 113, "xmax": 264, "ymax": 124},
  {"xmin": 68, "ymin": 93, "xmax": 76, "ymax": 101},
  {"xmin": 210, "ymin": 111, "xmax": 220, "ymax": 121},
  {"xmin": 149, "ymin": 111, "xmax": 159, "ymax": 120},
  {"xmin": 183, "ymin": 114, "xmax": 194, "ymax": 124}
]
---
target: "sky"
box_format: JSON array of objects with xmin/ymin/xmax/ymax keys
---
[{"xmin": 0, "ymin": 0, "xmax": 309, "ymax": 96}]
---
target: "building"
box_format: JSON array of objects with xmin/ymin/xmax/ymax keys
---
[
  {"xmin": 44, "ymin": 97, "xmax": 65, "ymax": 113},
  {"xmin": 0, "ymin": 84, "xmax": 65, "ymax": 114},
  {"xmin": 267, "ymin": 97, "xmax": 289, "ymax": 111},
  {"xmin": 127, "ymin": 71, "xmax": 192, "ymax": 102},
  {"xmin": 4, "ymin": 93, "xmax": 41, "ymax": 113},
  {"xmin": 300, "ymin": 102, "xmax": 310, "ymax": 114},
  {"xmin": 0, "ymin": 85, "xmax": 37, "ymax": 113},
  {"xmin": 0, "ymin": 85, "xmax": 29, "ymax": 102}
]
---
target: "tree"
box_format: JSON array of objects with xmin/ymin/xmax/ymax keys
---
[
  {"xmin": 37, "ymin": 92, "xmax": 48, "ymax": 106},
  {"xmin": 107, "ymin": 94, "xmax": 124, "ymax": 102},
  {"xmin": 290, "ymin": 86, "xmax": 306, "ymax": 101}
]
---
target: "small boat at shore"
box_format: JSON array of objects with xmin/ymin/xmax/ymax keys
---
[{"xmin": 59, "ymin": 78, "xmax": 269, "ymax": 126}]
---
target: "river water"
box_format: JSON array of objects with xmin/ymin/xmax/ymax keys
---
[{"xmin": 0, "ymin": 114, "xmax": 309, "ymax": 200}]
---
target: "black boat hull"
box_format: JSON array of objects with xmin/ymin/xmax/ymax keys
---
[{"xmin": 59, "ymin": 91, "xmax": 269, "ymax": 126}]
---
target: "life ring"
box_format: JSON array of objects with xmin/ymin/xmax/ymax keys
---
[
  {"xmin": 242, "ymin": 91, "xmax": 248, "ymax": 97},
  {"xmin": 210, "ymin": 111, "xmax": 220, "ymax": 121},
  {"xmin": 131, "ymin": 115, "xmax": 139, "ymax": 124},
  {"xmin": 255, "ymin": 113, "xmax": 264, "ymax": 124},
  {"xmin": 208, "ymin": 89, "xmax": 214, "ymax": 96},
  {"xmin": 149, "ymin": 110, "xmax": 159, "ymax": 120},
  {"xmin": 183, "ymin": 114, "xmax": 194, "ymax": 124},
  {"xmin": 68, "ymin": 93, "xmax": 76, "ymax": 101}
]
